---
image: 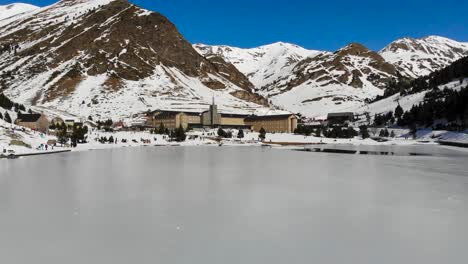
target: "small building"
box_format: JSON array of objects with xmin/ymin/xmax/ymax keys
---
[
  {"xmin": 50, "ymin": 117, "xmax": 65, "ymax": 126},
  {"xmin": 327, "ymin": 112, "xmax": 355, "ymax": 126},
  {"xmin": 245, "ymin": 114, "xmax": 298, "ymax": 133},
  {"xmin": 15, "ymin": 113, "xmax": 49, "ymax": 133}
]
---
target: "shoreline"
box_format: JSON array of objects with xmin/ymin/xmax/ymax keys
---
[
  {"xmin": 0, "ymin": 149, "xmax": 71, "ymax": 159},
  {"xmin": 3, "ymin": 138, "xmax": 468, "ymax": 160}
]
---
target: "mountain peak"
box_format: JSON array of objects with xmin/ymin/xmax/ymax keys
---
[
  {"xmin": 337, "ymin": 43, "xmax": 370, "ymax": 55},
  {"xmin": 0, "ymin": 0, "xmax": 268, "ymax": 119},
  {"xmin": 0, "ymin": 2, "xmax": 38, "ymax": 20},
  {"xmin": 380, "ymin": 35, "xmax": 468, "ymax": 78}
]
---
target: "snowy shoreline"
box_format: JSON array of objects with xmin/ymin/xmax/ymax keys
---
[{"xmin": 2, "ymin": 121, "xmax": 468, "ymax": 160}]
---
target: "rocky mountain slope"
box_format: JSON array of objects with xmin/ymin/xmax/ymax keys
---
[
  {"xmin": 194, "ymin": 42, "xmax": 321, "ymax": 90},
  {"xmin": 0, "ymin": 3, "xmax": 38, "ymax": 20},
  {"xmin": 380, "ymin": 36, "xmax": 468, "ymax": 78},
  {"xmin": 196, "ymin": 37, "xmax": 468, "ymax": 118},
  {"xmin": 1, "ymin": 0, "xmax": 467, "ymax": 120},
  {"xmin": 0, "ymin": 0, "xmax": 274, "ymax": 120},
  {"xmin": 197, "ymin": 42, "xmax": 400, "ymax": 117}
]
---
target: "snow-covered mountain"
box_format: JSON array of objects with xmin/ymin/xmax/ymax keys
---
[
  {"xmin": 0, "ymin": 0, "xmax": 276, "ymax": 120},
  {"xmin": 0, "ymin": 2, "xmax": 38, "ymax": 20},
  {"xmin": 196, "ymin": 42, "xmax": 399, "ymax": 117},
  {"xmin": 1, "ymin": 0, "xmax": 467, "ymax": 120},
  {"xmin": 380, "ymin": 36, "xmax": 468, "ymax": 78},
  {"xmin": 194, "ymin": 42, "xmax": 321, "ymax": 90},
  {"xmin": 196, "ymin": 36, "xmax": 468, "ymax": 118}
]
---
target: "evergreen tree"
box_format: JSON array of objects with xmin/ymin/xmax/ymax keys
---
[
  {"xmin": 173, "ymin": 125, "xmax": 186, "ymax": 142},
  {"xmin": 0, "ymin": 93, "xmax": 14, "ymax": 110},
  {"xmin": 390, "ymin": 130, "xmax": 396, "ymax": 138},
  {"xmin": 359, "ymin": 125, "xmax": 370, "ymax": 139},
  {"xmin": 217, "ymin": 127, "xmax": 226, "ymax": 138},
  {"xmin": 109, "ymin": 136, "xmax": 114, "ymax": 144},
  {"xmin": 259, "ymin": 127, "xmax": 267, "ymax": 141},
  {"xmin": 158, "ymin": 123, "xmax": 165, "ymax": 134},
  {"xmin": 71, "ymin": 125, "xmax": 88, "ymax": 146},
  {"xmin": 237, "ymin": 129, "xmax": 244, "ymax": 139},
  {"xmin": 409, "ymin": 124, "xmax": 417, "ymax": 139},
  {"xmin": 4, "ymin": 112, "xmax": 11, "ymax": 123},
  {"xmin": 314, "ymin": 127, "xmax": 322, "ymax": 137},
  {"xmin": 346, "ymin": 127, "xmax": 357, "ymax": 138},
  {"xmin": 379, "ymin": 129, "xmax": 386, "ymax": 137},
  {"xmin": 395, "ymin": 104, "xmax": 404, "ymax": 120},
  {"xmin": 57, "ymin": 125, "xmax": 68, "ymax": 146}
]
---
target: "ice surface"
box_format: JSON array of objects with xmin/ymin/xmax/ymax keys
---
[{"xmin": 0, "ymin": 146, "xmax": 468, "ymax": 263}]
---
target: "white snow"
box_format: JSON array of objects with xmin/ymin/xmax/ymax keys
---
[
  {"xmin": 0, "ymin": 3, "xmax": 38, "ymax": 21},
  {"xmin": 380, "ymin": 36, "xmax": 468, "ymax": 78},
  {"xmin": 194, "ymin": 42, "xmax": 322, "ymax": 89},
  {"xmin": 355, "ymin": 78, "xmax": 468, "ymax": 117}
]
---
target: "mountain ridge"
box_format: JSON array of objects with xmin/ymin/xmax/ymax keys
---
[
  {"xmin": 195, "ymin": 36, "xmax": 468, "ymax": 117},
  {"xmin": 1, "ymin": 0, "xmax": 467, "ymax": 119},
  {"xmin": 0, "ymin": 0, "xmax": 275, "ymax": 120}
]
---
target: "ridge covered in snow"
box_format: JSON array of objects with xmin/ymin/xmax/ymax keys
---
[
  {"xmin": 1, "ymin": 1, "xmax": 467, "ymax": 120},
  {"xmin": 194, "ymin": 42, "xmax": 322, "ymax": 89},
  {"xmin": 0, "ymin": 2, "xmax": 38, "ymax": 20},
  {"xmin": 380, "ymin": 35, "xmax": 468, "ymax": 78},
  {"xmin": 0, "ymin": 0, "xmax": 279, "ymax": 121},
  {"xmin": 196, "ymin": 36, "xmax": 468, "ymax": 118}
]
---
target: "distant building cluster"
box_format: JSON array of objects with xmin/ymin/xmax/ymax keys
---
[
  {"xmin": 14, "ymin": 113, "xmax": 93, "ymax": 134},
  {"xmin": 147, "ymin": 101, "xmax": 298, "ymax": 133}
]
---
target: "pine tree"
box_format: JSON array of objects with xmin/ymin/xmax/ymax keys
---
[
  {"xmin": 259, "ymin": 127, "xmax": 266, "ymax": 141},
  {"xmin": 395, "ymin": 104, "xmax": 404, "ymax": 120},
  {"xmin": 379, "ymin": 129, "xmax": 386, "ymax": 137},
  {"xmin": 158, "ymin": 123, "xmax": 165, "ymax": 134},
  {"xmin": 174, "ymin": 125, "xmax": 186, "ymax": 142},
  {"xmin": 57, "ymin": 125, "xmax": 68, "ymax": 146},
  {"xmin": 359, "ymin": 125, "xmax": 370, "ymax": 139},
  {"xmin": 237, "ymin": 129, "xmax": 244, "ymax": 139},
  {"xmin": 4, "ymin": 112, "xmax": 11, "ymax": 123},
  {"xmin": 409, "ymin": 124, "xmax": 417, "ymax": 139},
  {"xmin": 217, "ymin": 127, "xmax": 226, "ymax": 138},
  {"xmin": 314, "ymin": 127, "xmax": 322, "ymax": 137}
]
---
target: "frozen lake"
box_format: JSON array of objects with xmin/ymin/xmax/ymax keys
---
[{"xmin": 1, "ymin": 146, "xmax": 468, "ymax": 264}]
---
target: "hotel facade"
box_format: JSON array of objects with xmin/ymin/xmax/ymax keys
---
[{"xmin": 147, "ymin": 103, "xmax": 297, "ymax": 133}]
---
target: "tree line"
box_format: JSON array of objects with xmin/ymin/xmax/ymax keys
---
[{"xmin": 368, "ymin": 56, "xmax": 468, "ymax": 103}]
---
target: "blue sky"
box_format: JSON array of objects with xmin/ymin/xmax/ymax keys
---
[{"xmin": 2, "ymin": 0, "xmax": 467, "ymax": 51}]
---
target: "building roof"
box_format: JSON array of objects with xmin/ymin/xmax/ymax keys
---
[
  {"xmin": 152, "ymin": 110, "xmax": 202, "ymax": 117},
  {"xmin": 244, "ymin": 114, "xmax": 295, "ymax": 121},
  {"xmin": 17, "ymin": 113, "xmax": 42, "ymax": 123},
  {"xmin": 327, "ymin": 112, "xmax": 354, "ymax": 118},
  {"xmin": 221, "ymin": 113, "xmax": 250, "ymax": 118}
]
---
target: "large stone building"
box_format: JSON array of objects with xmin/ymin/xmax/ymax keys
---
[
  {"xmin": 148, "ymin": 111, "xmax": 201, "ymax": 130},
  {"xmin": 147, "ymin": 101, "xmax": 297, "ymax": 133},
  {"xmin": 245, "ymin": 114, "xmax": 298, "ymax": 133},
  {"xmin": 15, "ymin": 113, "xmax": 49, "ymax": 133}
]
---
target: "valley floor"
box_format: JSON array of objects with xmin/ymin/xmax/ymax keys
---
[{"xmin": 2, "ymin": 121, "xmax": 468, "ymax": 158}]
